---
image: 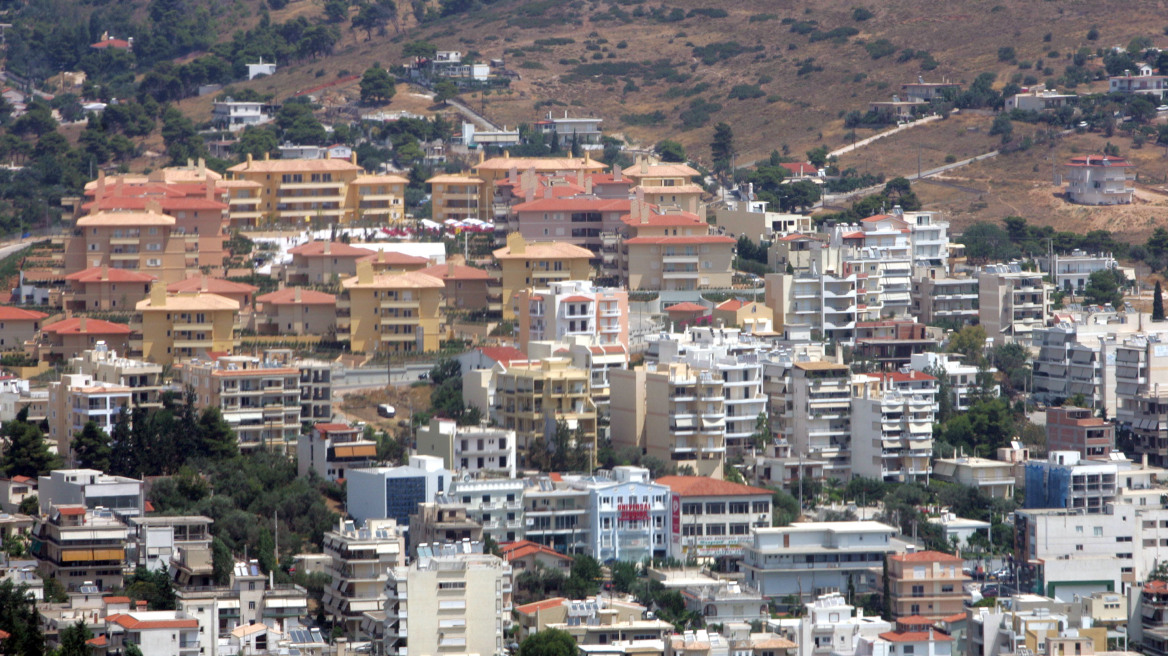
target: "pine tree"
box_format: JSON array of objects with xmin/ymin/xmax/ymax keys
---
[
  {"xmin": 0, "ymin": 580, "xmax": 44, "ymax": 656},
  {"xmin": 198, "ymin": 407, "xmax": 238, "ymax": 461},
  {"xmin": 1155, "ymin": 281, "xmax": 1165, "ymax": 322},
  {"xmin": 109, "ymin": 405, "xmax": 137, "ymax": 477},
  {"xmin": 57, "ymin": 620, "xmax": 92, "ymax": 656},
  {"xmin": 1, "ymin": 421, "xmax": 60, "ymax": 478},
  {"xmin": 72, "ymin": 421, "xmax": 112, "ymax": 472}
]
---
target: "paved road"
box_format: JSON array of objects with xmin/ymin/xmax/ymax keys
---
[
  {"xmin": 0, "ymin": 240, "xmax": 33, "ymax": 261},
  {"xmin": 334, "ymin": 363, "xmax": 436, "ymax": 392},
  {"xmin": 823, "ymin": 150, "xmax": 1000, "ymax": 204}
]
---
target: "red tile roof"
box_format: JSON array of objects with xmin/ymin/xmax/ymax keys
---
[
  {"xmin": 624, "ymin": 236, "xmax": 735, "ymax": 245},
  {"xmin": 476, "ymin": 346, "xmax": 529, "ymax": 365},
  {"xmin": 0, "ymin": 306, "xmax": 48, "ymax": 321},
  {"xmin": 715, "ymin": 299, "xmax": 748, "ymax": 311},
  {"xmin": 167, "ymin": 276, "xmax": 259, "ymax": 294},
  {"xmin": 515, "ymin": 597, "xmax": 568, "ymax": 614},
  {"xmin": 513, "ymin": 198, "xmax": 631, "ymax": 213},
  {"xmin": 419, "ymin": 263, "xmax": 491, "ymax": 281},
  {"xmin": 83, "ymin": 196, "xmax": 226, "ymax": 212},
  {"xmin": 106, "ymin": 613, "xmax": 199, "ymax": 630},
  {"xmin": 1067, "ymin": 155, "xmax": 1131, "ymax": 167},
  {"xmin": 665, "ymin": 302, "xmax": 707, "ymax": 313},
  {"xmin": 621, "ymin": 209, "xmax": 706, "ymax": 228},
  {"xmin": 879, "ymin": 631, "xmax": 951, "ymax": 643},
  {"xmin": 42, "ymin": 318, "xmax": 132, "ymax": 335},
  {"xmin": 1146, "ymin": 580, "xmax": 1168, "ymax": 592},
  {"xmin": 880, "ymin": 371, "xmax": 936, "ymax": 383},
  {"xmin": 656, "ymin": 475, "xmax": 772, "ymax": 497},
  {"xmin": 896, "ymin": 615, "xmax": 938, "ymax": 626},
  {"xmin": 85, "ymin": 635, "xmax": 107, "ymax": 646},
  {"xmin": 65, "ymin": 267, "xmax": 157, "ymax": 284},
  {"xmin": 841, "ymin": 231, "xmax": 866, "ymax": 239},
  {"xmin": 359, "ymin": 250, "xmax": 431, "ymax": 266},
  {"xmin": 778, "ymin": 233, "xmax": 808, "ymax": 241},
  {"xmin": 102, "ymin": 596, "xmax": 132, "ymax": 604},
  {"xmin": 256, "ymin": 288, "xmax": 336, "ymax": 306},
  {"xmin": 315, "ymin": 423, "xmax": 356, "ymax": 434},
  {"xmin": 941, "ymin": 613, "xmax": 967, "ymax": 624},
  {"xmin": 91, "ymin": 38, "xmax": 131, "ymax": 49},
  {"xmin": 780, "ymin": 162, "xmax": 818, "ymax": 176},
  {"xmin": 57, "ymin": 506, "xmax": 87, "ymax": 516},
  {"xmin": 561, "ymin": 295, "xmax": 595, "ymax": 303},
  {"xmin": 290, "ymin": 241, "xmax": 376, "ymax": 258},
  {"xmin": 501, "ymin": 541, "xmax": 573, "ymax": 563},
  {"xmin": 889, "ymin": 550, "xmax": 963, "ymax": 563}
]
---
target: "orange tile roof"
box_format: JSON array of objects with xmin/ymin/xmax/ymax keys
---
[
  {"xmin": 227, "ymin": 158, "xmax": 363, "ymax": 173},
  {"xmin": 512, "ymin": 198, "xmax": 631, "ymax": 213},
  {"xmin": 315, "ymin": 423, "xmax": 356, "ymax": 434},
  {"xmin": 476, "ymin": 346, "xmax": 528, "ymax": 364},
  {"xmin": 257, "ymin": 288, "xmax": 336, "ymax": 306},
  {"xmin": 621, "ymin": 209, "xmax": 706, "ymax": 228},
  {"xmin": 102, "ymin": 596, "xmax": 132, "ymax": 604},
  {"xmin": 65, "ymin": 267, "xmax": 157, "ymax": 284},
  {"xmin": 561, "ymin": 295, "xmax": 595, "ymax": 303},
  {"xmin": 83, "ymin": 196, "xmax": 226, "ymax": 211},
  {"xmin": 85, "ymin": 635, "xmax": 106, "ymax": 646},
  {"xmin": 106, "ymin": 613, "xmax": 199, "ymax": 630},
  {"xmin": 493, "ymin": 241, "xmax": 594, "ymax": 260},
  {"xmin": 941, "ymin": 613, "xmax": 967, "ymax": 624},
  {"xmin": 1067, "ymin": 155, "xmax": 1131, "ymax": 167},
  {"xmin": 665, "ymin": 302, "xmax": 707, "ymax": 313},
  {"xmin": 167, "ymin": 276, "xmax": 259, "ymax": 294},
  {"xmin": 879, "ymin": 631, "xmax": 951, "ymax": 643},
  {"xmin": 42, "ymin": 318, "xmax": 132, "ymax": 335},
  {"xmin": 341, "ymin": 271, "xmax": 445, "ymax": 290},
  {"xmin": 881, "ymin": 371, "xmax": 936, "ymax": 383},
  {"xmin": 0, "ymin": 306, "xmax": 48, "ymax": 321},
  {"xmin": 896, "ymin": 615, "xmax": 938, "ymax": 626},
  {"xmin": 359, "ymin": 250, "xmax": 431, "ymax": 266},
  {"xmin": 419, "ymin": 263, "xmax": 491, "ymax": 281},
  {"xmin": 624, "ymin": 236, "xmax": 735, "ymax": 245},
  {"xmin": 501, "ymin": 541, "xmax": 573, "ymax": 563},
  {"xmin": 76, "ymin": 211, "xmax": 175, "ymax": 227},
  {"xmin": 289, "ymin": 241, "xmax": 376, "ymax": 258},
  {"xmin": 715, "ymin": 299, "xmax": 747, "ymax": 311},
  {"xmin": 57, "ymin": 506, "xmax": 87, "ymax": 516},
  {"xmin": 780, "ymin": 162, "xmax": 818, "ymax": 176},
  {"xmin": 475, "ymin": 155, "xmax": 606, "ymax": 172},
  {"xmin": 656, "ymin": 475, "xmax": 772, "ymax": 497},
  {"xmin": 889, "ymin": 550, "xmax": 964, "ymax": 563},
  {"xmin": 515, "ymin": 597, "xmax": 568, "ymax": 614}
]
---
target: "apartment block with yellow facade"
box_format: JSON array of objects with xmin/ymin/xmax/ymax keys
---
[
  {"xmin": 492, "ymin": 233, "xmax": 594, "ymax": 320},
  {"xmin": 133, "ymin": 285, "xmax": 240, "ymax": 366},
  {"xmin": 494, "ymin": 357, "xmax": 598, "ymax": 463},
  {"xmin": 64, "ymin": 210, "xmax": 193, "ymax": 284},
  {"xmin": 217, "ymin": 178, "xmax": 264, "ymax": 227},
  {"xmin": 618, "ymin": 201, "xmax": 735, "ymax": 291},
  {"xmin": 340, "ymin": 262, "xmax": 445, "ymax": 355},
  {"xmin": 224, "ymin": 154, "xmax": 405, "ymax": 226},
  {"xmin": 284, "ymin": 241, "xmax": 375, "ymax": 284},
  {"xmin": 181, "ymin": 355, "xmax": 302, "ymax": 453},
  {"xmin": 622, "ymin": 157, "xmax": 705, "ymax": 215},
  {"xmin": 427, "ymin": 173, "xmax": 486, "ymax": 222}
]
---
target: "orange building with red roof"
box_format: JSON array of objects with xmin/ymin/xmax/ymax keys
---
[
  {"xmin": 255, "ymin": 287, "xmax": 337, "ymax": 336},
  {"xmin": 886, "ymin": 550, "xmax": 968, "ymax": 620},
  {"xmin": 285, "ymin": 240, "xmax": 376, "ymax": 284},
  {"xmin": 62, "ymin": 265, "xmax": 157, "ymax": 313},
  {"xmin": 618, "ymin": 201, "xmax": 734, "ymax": 291},
  {"xmin": 0, "ymin": 306, "xmax": 48, "ymax": 351},
  {"xmin": 36, "ymin": 316, "xmax": 132, "ymax": 362},
  {"xmin": 419, "ymin": 259, "xmax": 492, "ymax": 311}
]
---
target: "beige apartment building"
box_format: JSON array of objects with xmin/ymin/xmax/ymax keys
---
[
  {"xmin": 218, "ymin": 178, "xmax": 264, "ymax": 227},
  {"xmin": 62, "ymin": 266, "xmax": 157, "ymax": 312},
  {"xmin": 71, "ymin": 344, "xmax": 164, "ymax": 411},
  {"xmin": 418, "ymin": 260, "xmax": 492, "ymax": 311},
  {"xmin": 181, "ymin": 355, "xmax": 301, "ymax": 453},
  {"xmin": 619, "ymin": 203, "xmax": 734, "ymax": 291},
  {"xmin": 886, "ymin": 550, "xmax": 968, "ymax": 620},
  {"xmin": 36, "ymin": 317, "xmax": 132, "ymax": 362},
  {"xmin": 611, "ymin": 363, "xmax": 727, "ymax": 479},
  {"xmin": 32, "ymin": 506, "xmax": 129, "ymax": 591},
  {"xmin": 979, "ymin": 264, "xmax": 1050, "ymax": 346},
  {"xmin": 0, "ymin": 306, "xmax": 48, "ymax": 351},
  {"xmin": 495, "ymin": 357, "xmax": 598, "ymax": 462},
  {"xmin": 255, "ymin": 287, "xmax": 337, "ymax": 336},
  {"xmin": 224, "ymin": 154, "xmax": 405, "ymax": 226},
  {"xmin": 469, "ymin": 152, "xmax": 607, "ymax": 219},
  {"xmin": 340, "ymin": 263, "xmax": 445, "ymax": 354},
  {"xmin": 284, "ymin": 241, "xmax": 375, "ymax": 284},
  {"xmin": 427, "ymin": 173, "xmax": 486, "ymax": 222},
  {"xmin": 134, "ymin": 285, "xmax": 240, "ymax": 366},
  {"xmin": 321, "ymin": 518, "xmax": 406, "ymax": 637},
  {"xmin": 622, "ymin": 157, "xmax": 705, "ymax": 215},
  {"xmin": 772, "ymin": 361, "xmax": 856, "ymax": 480},
  {"xmin": 167, "ymin": 276, "xmax": 258, "ymax": 314},
  {"xmin": 63, "ymin": 210, "xmax": 192, "ymax": 284},
  {"xmin": 47, "ymin": 373, "xmax": 131, "ymax": 461},
  {"xmin": 493, "ymin": 233, "xmax": 594, "ymax": 320}
]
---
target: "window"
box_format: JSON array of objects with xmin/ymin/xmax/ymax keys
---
[
  {"xmin": 706, "ymin": 502, "xmax": 726, "ymax": 514},
  {"xmin": 729, "ymin": 502, "xmax": 749, "ymax": 514},
  {"xmin": 1093, "ymin": 526, "xmax": 1103, "ymax": 537}
]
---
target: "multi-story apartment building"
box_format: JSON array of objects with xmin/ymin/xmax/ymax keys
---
[
  {"xmin": 1045, "ymin": 250, "xmax": 1120, "ymax": 293},
  {"xmin": 255, "ymin": 287, "xmax": 337, "ymax": 336},
  {"xmin": 772, "ymin": 361, "xmax": 855, "ymax": 480},
  {"xmin": 1023, "ymin": 451, "xmax": 1119, "ymax": 513},
  {"xmin": 910, "ymin": 275, "xmax": 978, "ymax": 326},
  {"xmin": 851, "ymin": 371, "xmax": 936, "ymax": 483},
  {"xmin": 297, "ymin": 422, "xmax": 377, "ymax": 482},
  {"xmin": 418, "ymin": 260, "xmax": 492, "ymax": 312},
  {"xmin": 71, "ymin": 343, "xmax": 164, "ymax": 411},
  {"xmin": 225, "ymin": 154, "xmax": 406, "ymax": 225},
  {"xmin": 472, "ymin": 152, "xmax": 607, "ymax": 218},
  {"xmin": 443, "ymin": 478, "xmax": 526, "ymax": 544},
  {"xmin": 340, "ymin": 264, "xmax": 445, "ymax": 355},
  {"xmin": 909, "ymin": 352, "xmax": 998, "ymax": 412},
  {"xmin": 283, "ymin": 240, "xmax": 376, "ymax": 284},
  {"xmin": 406, "ymin": 502, "xmax": 483, "ymax": 554},
  {"xmin": 126, "ymin": 514, "xmax": 211, "ymax": 572},
  {"xmin": 622, "ymin": 158, "xmax": 705, "ymax": 214},
  {"xmin": 905, "ymin": 210, "xmax": 950, "ymax": 269},
  {"xmin": 510, "ymin": 196, "xmax": 632, "ymax": 250},
  {"xmin": 181, "ymin": 355, "xmax": 301, "ymax": 453},
  {"xmin": 610, "ymin": 362, "xmax": 727, "ymax": 479},
  {"xmin": 657, "ymin": 475, "xmax": 772, "ymax": 560},
  {"xmin": 0, "ymin": 306, "xmax": 47, "ymax": 351},
  {"xmin": 765, "ymin": 269, "xmax": 859, "ymax": 343},
  {"xmin": 516, "ymin": 280, "xmax": 629, "ymax": 351},
  {"xmin": 134, "ymin": 285, "xmax": 240, "ymax": 365},
  {"xmin": 383, "ymin": 541, "xmax": 512, "ymax": 656},
  {"xmin": 32, "ymin": 506, "xmax": 129, "ymax": 591},
  {"xmin": 522, "ymin": 476, "xmax": 591, "ymax": 553},
  {"xmin": 494, "ymin": 357, "xmax": 598, "ymax": 462},
  {"xmin": 321, "ymin": 518, "xmax": 406, "ymax": 637},
  {"xmin": 36, "ymin": 317, "xmax": 133, "ymax": 363},
  {"xmin": 932, "ymin": 456, "xmax": 1016, "ymax": 499},
  {"xmin": 1065, "ymin": 155, "xmax": 1135, "ymax": 205},
  {"xmin": 296, "ymin": 357, "xmax": 335, "ymax": 424},
  {"xmin": 37, "ymin": 469, "xmax": 144, "ymax": 519},
  {"xmin": 94, "ymin": 610, "xmax": 201, "ymax": 656},
  {"xmin": 741, "ymin": 521, "xmax": 906, "ymax": 599},
  {"xmin": 1108, "ymin": 64, "xmax": 1168, "ymax": 97},
  {"xmin": 794, "ymin": 592, "xmax": 892, "ymax": 656},
  {"xmin": 62, "ymin": 265, "xmax": 156, "ymax": 313},
  {"xmin": 1115, "ymin": 333, "xmax": 1168, "ymax": 466},
  {"xmin": 493, "ymin": 233, "xmax": 594, "ymax": 321},
  {"xmin": 1046, "ymin": 407, "xmax": 1114, "ymax": 458},
  {"xmin": 346, "ymin": 456, "xmax": 452, "ymax": 528},
  {"xmin": 427, "ymin": 173, "xmax": 486, "ymax": 222},
  {"xmin": 618, "ymin": 203, "xmax": 735, "ymax": 291},
  {"xmin": 585, "ymin": 466, "xmax": 672, "ymax": 563},
  {"xmin": 979, "ymin": 263, "xmax": 1050, "ymax": 346},
  {"xmin": 886, "ymin": 550, "xmax": 967, "ymax": 620},
  {"xmin": 63, "ymin": 210, "xmax": 192, "ymax": 284},
  {"xmin": 47, "ymin": 373, "xmax": 131, "ymax": 462},
  {"xmin": 415, "ymin": 417, "xmax": 517, "ymax": 477}
]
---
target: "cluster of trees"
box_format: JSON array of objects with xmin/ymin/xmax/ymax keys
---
[
  {"xmin": 513, "ymin": 554, "xmax": 603, "ymax": 605},
  {"xmin": 742, "ymin": 150, "xmax": 823, "ymax": 213},
  {"xmin": 414, "ymin": 359, "xmax": 481, "ymax": 426},
  {"xmin": 812, "ymin": 177, "xmax": 919, "ymax": 226}
]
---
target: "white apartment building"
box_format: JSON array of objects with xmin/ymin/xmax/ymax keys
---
[
  {"xmin": 766, "ymin": 269, "xmax": 859, "ymax": 343},
  {"xmin": 212, "ymin": 99, "xmax": 273, "ymax": 131},
  {"xmin": 771, "ymin": 361, "xmax": 855, "ymax": 480},
  {"xmin": 1015, "ymin": 506, "xmax": 1168, "ymax": 599},
  {"xmin": 1065, "ymin": 155, "xmax": 1135, "ymax": 205},
  {"xmin": 522, "ymin": 476, "xmax": 591, "ymax": 553},
  {"xmin": 658, "ymin": 475, "xmax": 772, "ymax": 560},
  {"xmin": 909, "ymin": 352, "xmax": 998, "ymax": 412},
  {"xmin": 741, "ymin": 521, "xmax": 906, "ymax": 600},
  {"xmin": 415, "ymin": 418, "xmax": 517, "ymax": 478},
  {"xmin": 321, "ymin": 518, "xmax": 406, "ymax": 637},
  {"xmin": 851, "ymin": 371, "xmax": 936, "ymax": 483},
  {"xmin": 442, "ymin": 478, "xmax": 526, "ymax": 544},
  {"xmin": 97, "ymin": 610, "xmax": 201, "ymax": 656},
  {"xmin": 182, "ymin": 355, "xmax": 303, "ymax": 454},
  {"xmin": 383, "ymin": 541, "xmax": 512, "ymax": 656},
  {"xmin": 516, "ymin": 280, "xmax": 629, "ymax": 351},
  {"xmin": 38, "ymin": 469, "xmax": 144, "ymax": 519},
  {"xmin": 47, "ymin": 373, "xmax": 131, "ymax": 463},
  {"xmin": 585, "ymin": 466, "xmax": 672, "ymax": 563},
  {"xmin": 931, "ymin": 456, "xmax": 1016, "ymax": 499},
  {"xmin": 911, "ymin": 276, "xmax": 978, "ymax": 326},
  {"xmin": 905, "ymin": 210, "xmax": 949, "ymax": 270},
  {"xmin": 1032, "ymin": 324, "xmax": 1113, "ymax": 413},
  {"xmin": 1044, "ymin": 250, "xmax": 1120, "ymax": 293},
  {"xmin": 297, "ymin": 422, "xmax": 377, "ymax": 482},
  {"xmin": 1115, "ymin": 333, "xmax": 1168, "ymax": 467},
  {"xmin": 979, "ymin": 263, "xmax": 1050, "ymax": 346},
  {"xmin": 792, "ymin": 592, "xmax": 891, "ymax": 656},
  {"xmin": 71, "ymin": 343, "xmax": 164, "ymax": 410}
]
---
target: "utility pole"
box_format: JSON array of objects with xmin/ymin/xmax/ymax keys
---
[{"xmin": 274, "ymin": 509, "xmax": 279, "ymax": 571}]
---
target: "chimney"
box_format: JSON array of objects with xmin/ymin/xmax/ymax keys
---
[
  {"xmin": 509, "ymin": 167, "xmax": 518, "ymax": 184},
  {"xmin": 356, "ymin": 260, "xmax": 373, "ymax": 284},
  {"xmin": 264, "ymin": 151, "xmax": 270, "ymax": 161},
  {"xmin": 79, "ymin": 316, "xmax": 87, "ymax": 332},
  {"xmin": 478, "ymin": 150, "xmax": 485, "ymax": 165},
  {"xmin": 585, "ymin": 178, "xmax": 593, "ymax": 195},
  {"xmin": 206, "ymin": 180, "xmax": 215, "ymax": 201},
  {"xmin": 96, "ymin": 170, "xmax": 106, "ymax": 202},
  {"xmin": 294, "ymin": 287, "xmax": 301, "ymax": 303},
  {"xmin": 246, "ymin": 152, "xmax": 253, "ymax": 168},
  {"xmin": 101, "ymin": 264, "xmax": 109, "ymax": 281},
  {"xmin": 197, "ymin": 158, "xmax": 205, "ymax": 176},
  {"xmin": 508, "ymin": 232, "xmax": 526, "ymax": 255},
  {"xmin": 504, "ymin": 150, "xmax": 510, "ymax": 159},
  {"xmin": 639, "ymin": 156, "xmax": 648, "ymax": 175},
  {"xmin": 525, "ymin": 187, "xmax": 535, "ymax": 203},
  {"xmin": 150, "ymin": 282, "xmax": 166, "ymax": 307},
  {"xmin": 351, "ymin": 152, "xmax": 358, "ymax": 166},
  {"xmin": 145, "ymin": 199, "xmax": 162, "ymax": 214},
  {"xmin": 324, "ymin": 241, "xmax": 331, "ymax": 255},
  {"xmin": 640, "ymin": 201, "xmax": 649, "ymax": 223},
  {"xmin": 136, "ymin": 600, "xmax": 147, "ymax": 611},
  {"xmin": 614, "ymin": 163, "xmax": 622, "ymax": 182},
  {"xmin": 448, "ymin": 260, "xmax": 455, "ymax": 276},
  {"xmin": 543, "ymin": 186, "xmax": 552, "ymax": 199},
  {"xmin": 576, "ymin": 169, "xmax": 585, "ymax": 188}
]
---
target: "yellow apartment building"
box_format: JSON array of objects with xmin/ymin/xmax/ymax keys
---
[
  {"xmin": 427, "ymin": 173, "xmax": 486, "ymax": 222},
  {"xmin": 255, "ymin": 287, "xmax": 337, "ymax": 336},
  {"xmin": 134, "ymin": 285, "xmax": 240, "ymax": 365},
  {"xmin": 224, "ymin": 153, "xmax": 405, "ymax": 226},
  {"xmin": 622, "ymin": 157, "xmax": 705, "ymax": 215},
  {"xmin": 63, "ymin": 210, "xmax": 192, "ymax": 284},
  {"xmin": 494, "ymin": 357, "xmax": 598, "ymax": 464},
  {"xmin": 619, "ymin": 203, "xmax": 735, "ymax": 291},
  {"xmin": 284, "ymin": 241, "xmax": 376, "ymax": 284},
  {"xmin": 492, "ymin": 233, "xmax": 594, "ymax": 320},
  {"xmin": 340, "ymin": 262, "xmax": 444, "ymax": 354},
  {"xmin": 217, "ymin": 178, "xmax": 264, "ymax": 227}
]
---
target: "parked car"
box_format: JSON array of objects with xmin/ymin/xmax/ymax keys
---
[{"xmin": 378, "ymin": 404, "xmax": 396, "ymax": 418}]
